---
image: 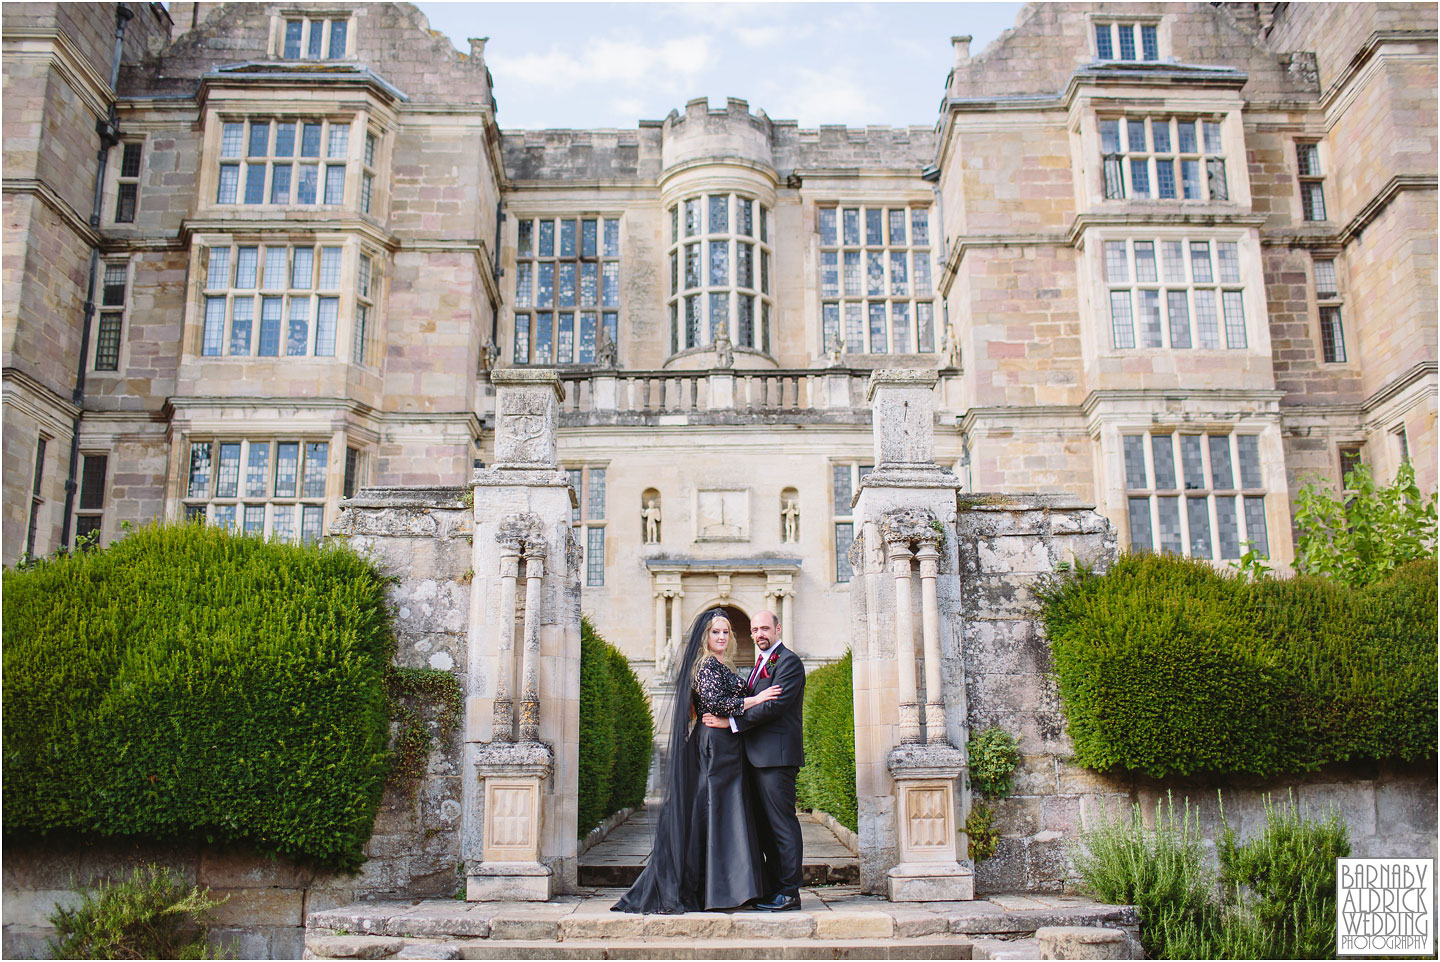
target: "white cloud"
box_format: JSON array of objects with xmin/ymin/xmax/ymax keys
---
[
  {"xmin": 732, "ymin": 25, "xmax": 782, "ymax": 48},
  {"xmin": 489, "ymin": 34, "xmax": 713, "ymax": 94},
  {"xmin": 773, "ymin": 65, "xmax": 885, "ymax": 126}
]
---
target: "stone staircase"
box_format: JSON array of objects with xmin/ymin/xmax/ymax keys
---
[
  {"xmin": 578, "ymin": 808, "xmax": 860, "ymax": 888},
  {"xmin": 303, "ymin": 890, "xmax": 1141, "ymax": 960}
]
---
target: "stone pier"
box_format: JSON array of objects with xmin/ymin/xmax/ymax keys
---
[
  {"xmin": 849, "ymin": 370, "xmax": 973, "ymax": 900},
  {"xmin": 463, "ymin": 370, "xmax": 583, "ymax": 899}
]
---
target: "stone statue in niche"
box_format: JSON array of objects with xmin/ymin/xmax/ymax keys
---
[
  {"xmin": 781, "ymin": 498, "xmax": 799, "ymax": 543},
  {"xmin": 595, "ymin": 324, "xmax": 618, "ymax": 368},
  {"xmin": 643, "ymin": 499, "xmax": 662, "ymax": 544}
]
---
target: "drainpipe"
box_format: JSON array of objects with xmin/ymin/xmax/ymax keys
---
[{"xmin": 60, "ymin": 3, "xmax": 132, "ymax": 550}]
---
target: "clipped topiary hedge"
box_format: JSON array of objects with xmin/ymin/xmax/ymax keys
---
[
  {"xmin": 1043, "ymin": 553, "xmax": 1437, "ymax": 779},
  {"xmin": 797, "ymin": 651, "xmax": 857, "ymax": 832},
  {"xmin": 577, "ymin": 617, "xmax": 653, "ymax": 838},
  {"xmin": 3, "ymin": 523, "xmax": 395, "ymax": 871}
]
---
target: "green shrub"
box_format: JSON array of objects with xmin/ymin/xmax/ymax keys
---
[
  {"xmin": 3, "ymin": 523, "xmax": 396, "ymax": 870},
  {"xmin": 577, "ymin": 617, "xmax": 653, "ymax": 838},
  {"xmin": 1294, "ymin": 461, "xmax": 1438, "ymax": 587},
  {"xmin": 577, "ymin": 618, "xmax": 617, "ymax": 838},
  {"xmin": 606, "ymin": 644, "xmax": 654, "ymax": 815},
  {"xmin": 48, "ymin": 863, "xmax": 227, "ymax": 960},
  {"xmin": 967, "ymin": 727, "xmax": 1020, "ymax": 798},
  {"xmin": 796, "ymin": 651, "xmax": 857, "ymax": 832},
  {"xmin": 965, "ymin": 802, "xmax": 999, "ymax": 862},
  {"xmin": 1216, "ymin": 794, "xmax": 1349, "ymax": 960},
  {"xmin": 1073, "ymin": 792, "xmax": 1350, "ymax": 960},
  {"xmin": 1071, "ymin": 794, "xmax": 1218, "ymax": 959},
  {"xmin": 1043, "ymin": 553, "xmax": 1437, "ymax": 778}
]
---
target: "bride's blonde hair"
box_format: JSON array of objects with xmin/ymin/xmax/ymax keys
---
[{"xmin": 691, "ymin": 610, "xmax": 737, "ymax": 682}]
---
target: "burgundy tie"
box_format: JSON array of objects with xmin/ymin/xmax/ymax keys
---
[{"xmin": 747, "ymin": 657, "xmax": 765, "ymax": 689}]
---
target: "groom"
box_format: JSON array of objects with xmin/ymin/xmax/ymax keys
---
[{"xmin": 702, "ymin": 609, "xmax": 806, "ymax": 912}]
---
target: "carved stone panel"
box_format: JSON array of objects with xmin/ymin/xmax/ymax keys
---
[{"xmin": 695, "ymin": 489, "xmax": 749, "ymax": 541}]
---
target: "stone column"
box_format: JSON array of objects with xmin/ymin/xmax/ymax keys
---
[
  {"xmin": 850, "ymin": 369, "xmax": 971, "ymax": 901},
  {"xmin": 780, "ymin": 590, "xmax": 794, "ymax": 646},
  {"xmin": 888, "ymin": 539, "xmax": 921, "ymax": 745},
  {"xmin": 467, "ymin": 370, "xmax": 582, "ymax": 901},
  {"xmin": 518, "ymin": 548, "xmax": 545, "ymax": 744},
  {"xmin": 491, "ymin": 542, "xmax": 521, "ymax": 741},
  {"xmin": 916, "ymin": 540, "xmax": 945, "ymax": 743}
]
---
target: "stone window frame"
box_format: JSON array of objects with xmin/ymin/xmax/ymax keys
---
[
  {"xmin": 667, "ymin": 193, "xmax": 773, "ymax": 357},
  {"xmin": 214, "ymin": 116, "xmax": 353, "ymax": 208},
  {"xmin": 1096, "ymin": 232, "xmax": 1252, "ymax": 353},
  {"xmin": 360, "ymin": 127, "xmax": 380, "ymax": 216},
  {"xmin": 1312, "ymin": 256, "xmax": 1348, "ymax": 364},
  {"xmin": 113, "ymin": 140, "xmax": 143, "ymax": 223},
  {"xmin": 194, "ymin": 238, "xmax": 375, "ymax": 364},
  {"xmin": 1337, "ymin": 443, "xmax": 1364, "ymax": 487},
  {"xmin": 182, "ymin": 437, "xmax": 332, "ymax": 543},
  {"xmin": 342, "ymin": 445, "xmax": 367, "ymax": 499},
  {"xmin": 1088, "ymin": 14, "xmax": 1164, "ymax": 63},
  {"xmin": 1099, "ymin": 114, "xmax": 1228, "ymax": 203},
  {"xmin": 512, "ymin": 215, "xmax": 622, "ymax": 366},
  {"xmin": 1295, "ymin": 140, "xmax": 1328, "ymax": 222},
  {"xmin": 94, "ymin": 257, "xmax": 131, "ymax": 373},
  {"xmin": 830, "ymin": 460, "xmax": 874, "ymax": 584},
  {"xmin": 25, "ymin": 436, "xmax": 48, "ymax": 559},
  {"xmin": 272, "ymin": 11, "xmax": 353, "ymax": 61},
  {"xmin": 75, "ymin": 452, "xmax": 109, "ymax": 546},
  {"xmin": 817, "ymin": 205, "xmax": 938, "ymax": 357},
  {"xmin": 565, "ymin": 463, "xmax": 608, "ymax": 586},
  {"xmin": 1121, "ymin": 430, "xmax": 1270, "ymax": 562}
]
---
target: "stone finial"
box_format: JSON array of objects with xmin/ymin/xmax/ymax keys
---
[
  {"xmin": 867, "ymin": 370, "xmax": 939, "ymax": 468},
  {"xmin": 468, "ymin": 37, "xmax": 488, "ymax": 62},
  {"xmin": 950, "ymin": 35, "xmax": 972, "ymax": 67},
  {"xmin": 490, "ymin": 371, "xmax": 564, "ymax": 468}
]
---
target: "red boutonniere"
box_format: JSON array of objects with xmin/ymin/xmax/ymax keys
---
[{"xmin": 760, "ymin": 651, "xmax": 780, "ymax": 679}]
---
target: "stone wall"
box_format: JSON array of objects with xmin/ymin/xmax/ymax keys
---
[
  {"xmin": 0, "ymin": 489, "xmax": 473, "ymax": 959},
  {"xmin": 954, "ymin": 492, "xmax": 1438, "ymax": 894}
]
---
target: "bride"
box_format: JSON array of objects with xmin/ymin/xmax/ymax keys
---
[{"xmin": 613, "ymin": 609, "xmax": 781, "ymax": 914}]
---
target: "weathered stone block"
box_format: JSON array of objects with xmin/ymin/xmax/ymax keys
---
[
  {"xmin": 1035, "ymin": 925, "xmax": 1132, "ymax": 960},
  {"xmin": 814, "ymin": 909, "xmax": 894, "ymax": 939}
]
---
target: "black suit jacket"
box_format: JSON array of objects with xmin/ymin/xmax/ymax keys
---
[{"xmin": 733, "ymin": 643, "xmax": 806, "ymax": 768}]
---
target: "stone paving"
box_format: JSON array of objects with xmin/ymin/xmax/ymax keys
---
[
  {"xmin": 579, "ymin": 807, "xmax": 858, "ymax": 887},
  {"xmin": 304, "ymin": 888, "xmax": 1140, "ymax": 959}
]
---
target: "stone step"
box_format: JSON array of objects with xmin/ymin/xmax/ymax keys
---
[
  {"xmin": 307, "ymin": 893, "xmax": 1139, "ymax": 947},
  {"xmin": 967, "ymin": 937, "xmax": 1038, "ymax": 961},
  {"xmin": 307, "ymin": 935, "xmax": 975, "ymax": 960},
  {"xmin": 578, "ymin": 860, "xmax": 858, "ymax": 888}
]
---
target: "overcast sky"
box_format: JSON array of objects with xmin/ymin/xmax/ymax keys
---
[{"xmin": 412, "ymin": 2, "xmax": 1027, "ymax": 130}]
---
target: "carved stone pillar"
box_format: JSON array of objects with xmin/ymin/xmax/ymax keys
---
[
  {"xmin": 518, "ymin": 547, "xmax": 545, "ymax": 744},
  {"xmin": 887, "ymin": 538, "xmax": 921, "ymax": 745},
  {"xmin": 466, "ymin": 370, "xmax": 581, "ymax": 901},
  {"xmin": 850, "ymin": 369, "xmax": 971, "ymax": 901},
  {"xmin": 780, "ymin": 590, "xmax": 794, "ymax": 645},
  {"xmin": 653, "ymin": 591, "xmax": 668, "ymax": 674},
  {"xmin": 915, "ymin": 540, "xmax": 945, "ymax": 743},
  {"xmin": 491, "ymin": 540, "xmax": 522, "ymax": 742}
]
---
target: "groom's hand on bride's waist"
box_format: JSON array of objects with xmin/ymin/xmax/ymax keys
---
[{"xmin": 700, "ymin": 713, "xmax": 730, "ymax": 729}]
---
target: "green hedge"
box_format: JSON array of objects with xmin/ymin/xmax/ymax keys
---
[
  {"xmin": 3, "ymin": 523, "xmax": 394, "ymax": 871},
  {"xmin": 797, "ymin": 651, "xmax": 857, "ymax": 832},
  {"xmin": 1043, "ymin": 554, "xmax": 1437, "ymax": 778},
  {"xmin": 577, "ymin": 617, "xmax": 653, "ymax": 838}
]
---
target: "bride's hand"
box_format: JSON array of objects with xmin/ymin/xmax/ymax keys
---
[{"xmin": 743, "ymin": 685, "xmax": 782, "ymax": 710}]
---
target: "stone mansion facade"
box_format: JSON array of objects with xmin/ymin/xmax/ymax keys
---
[{"xmin": 4, "ymin": 2, "xmax": 1436, "ymax": 674}]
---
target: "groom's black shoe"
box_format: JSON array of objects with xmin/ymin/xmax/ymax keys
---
[{"xmin": 756, "ymin": 893, "xmax": 801, "ymax": 912}]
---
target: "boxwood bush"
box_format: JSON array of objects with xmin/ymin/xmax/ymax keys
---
[
  {"xmin": 3, "ymin": 523, "xmax": 395, "ymax": 871},
  {"xmin": 796, "ymin": 651, "xmax": 857, "ymax": 832},
  {"xmin": 577, "ymin": 617, "xmax": 653, "ymax": 838},
  {"xmin": 1043, "ymin": 553, "xmax": 1437, "ymax": 778}
]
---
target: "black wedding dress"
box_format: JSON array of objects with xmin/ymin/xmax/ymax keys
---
[{"xmin": 614, "ymin": 617, "xmax": 765, "ymax": 914}]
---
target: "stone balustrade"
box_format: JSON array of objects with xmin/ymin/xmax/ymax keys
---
[{"xmin": 548, "ymin": 367, "xmax": 955, "ymax": 420}]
